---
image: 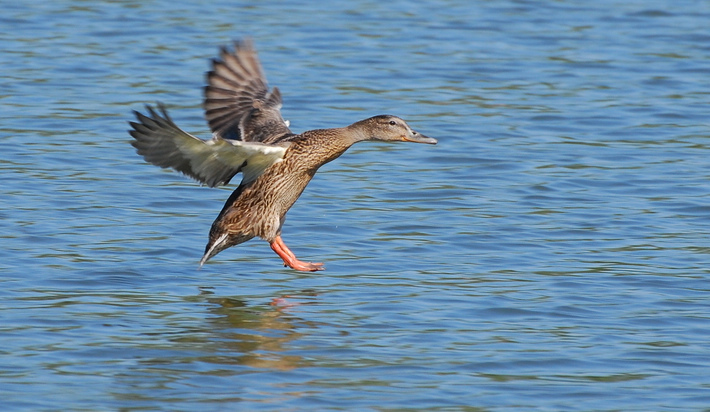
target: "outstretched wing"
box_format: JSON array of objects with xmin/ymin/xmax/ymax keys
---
[
  {"xmin": 129, "ymin": 104, "xmax": 289, "ymax": 187},
  {"xmin": 204, "ymin": 39, "xmax": 292, "ymax": 143}
]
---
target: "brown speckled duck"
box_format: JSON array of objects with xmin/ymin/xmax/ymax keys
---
[{"xmin": 129, "ymin": 39, "xmax": 437, "ymax": 271}]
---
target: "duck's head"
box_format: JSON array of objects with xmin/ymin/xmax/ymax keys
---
[{"xmin": 350, "ymin": 115, "xmax": 437, "ymax": 145}]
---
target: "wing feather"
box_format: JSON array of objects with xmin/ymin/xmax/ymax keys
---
[
  {"xmin": 129, "ymin": 104, "xmax": 288, "ymax": 187},
  {"xmin": 204, "ymin": 39, "xmax": 292, "ymax": 142}
]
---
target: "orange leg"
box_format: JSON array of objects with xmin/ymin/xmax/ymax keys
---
[{"xmin": 270, "ymin": 235, "xmax": 325, "ymax": 272}]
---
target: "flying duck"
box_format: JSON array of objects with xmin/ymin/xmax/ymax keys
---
[{"xmin": 129, "ymin": 39, "xmax": 436, "ymax": 271}]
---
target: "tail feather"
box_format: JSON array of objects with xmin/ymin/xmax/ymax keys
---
[{"xmin": 199, "ymin": 233, "xmax": 229, "ymax": 268}]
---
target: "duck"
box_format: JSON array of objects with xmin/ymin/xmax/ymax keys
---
[{"xmin": 129, "ymin": 39, "xmax": 437, "ymax": 272}]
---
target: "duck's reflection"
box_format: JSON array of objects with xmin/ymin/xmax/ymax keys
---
[{"xmin": 197, "ymin": 289, "xmax": 320, "ymax": 370}]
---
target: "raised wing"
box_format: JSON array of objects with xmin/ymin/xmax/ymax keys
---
[
  {"xmin": 129, "ymin": 104, "xmax": 288, "ymax": 187},
  {"xmin": 204, "ymin": 39, "xmax": 292, "ymax": 143}
]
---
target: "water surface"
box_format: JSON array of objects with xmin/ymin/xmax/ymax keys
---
[{"xmin": 2, "ymin": 1, "xmax": 710, "ymax": 410}]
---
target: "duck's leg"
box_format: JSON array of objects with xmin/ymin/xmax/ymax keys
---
[{"xmin": 270, "ymin": 235, "xmax": 325, "ymax": 272}]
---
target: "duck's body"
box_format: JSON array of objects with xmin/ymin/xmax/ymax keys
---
[
  {"xmin": 202, "ymin": 127, "xmax": 357, "ymax": 270},
  {"xmin": 129, "ymin": 40, "xmax": 436, "ymax": 271}
]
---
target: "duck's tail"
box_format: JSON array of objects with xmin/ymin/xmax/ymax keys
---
[{"xmin": 198, "ymin": 233, "xmax": 230, "ymax": 268}]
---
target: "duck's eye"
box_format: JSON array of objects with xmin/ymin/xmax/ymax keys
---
[{"xmin": 389, "ymin": 120, "xmax": 396, "ymax": 126}]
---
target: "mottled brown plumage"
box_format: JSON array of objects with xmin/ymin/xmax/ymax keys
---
[{"xmin": 129, "ymin": 39, "xmax": 437, "ymax": 271}]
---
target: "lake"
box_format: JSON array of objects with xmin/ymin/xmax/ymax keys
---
[{"xmin": 2, "ymin": 0, "xmax": 709, "ymax": 410}]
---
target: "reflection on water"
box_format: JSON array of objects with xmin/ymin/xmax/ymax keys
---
[
  {"xmin": 200, "ymin": 291, "xmax": 311, "ymax": 371},
  {"xmin": 84, "ymin": 290, "xmax": 323, "ymax": 407}
]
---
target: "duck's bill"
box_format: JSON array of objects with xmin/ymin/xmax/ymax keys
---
[{"xmin": 405, "ymin": 133, "xmax": 438, "ymax": 144}]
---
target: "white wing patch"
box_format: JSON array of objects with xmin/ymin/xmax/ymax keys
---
[
  {"xmin": 173, "ymin": 135, "xmax": 288, "ymax": 186},
  {"xmin": 210, "ymin": 139, "xmax": 288, "ymax": 184}
]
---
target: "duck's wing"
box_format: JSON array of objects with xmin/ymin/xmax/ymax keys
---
[
  {"xmin": 129, "ymin": 104, "xmax": 289, "ymax": 187},
  {"xmin": 204, "ymin": 39, "xmax": 292, "ymax": 144}
]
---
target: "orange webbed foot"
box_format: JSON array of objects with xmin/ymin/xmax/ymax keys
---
[
  {"xmin": 270, "ymin": 235, "xmax": 326, "ymax": 272},
  {"xmin": 284, "ymin": 260, "xmax": 325, "ymax": 272}
]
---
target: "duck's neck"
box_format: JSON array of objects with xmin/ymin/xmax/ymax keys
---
[
  {"xmin": 344, "ymin": 122, "xmax": 372, "ymax": 144},
  {"xmin": 290, "ymin": 127, "xmax": 365, "ymax": 172}
]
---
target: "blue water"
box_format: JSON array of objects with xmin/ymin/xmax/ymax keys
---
[{"xmin": 2, "ymin": 1, "xmax": 710, "ymax": 410}]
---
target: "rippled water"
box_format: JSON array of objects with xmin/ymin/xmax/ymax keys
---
[{"xmin": 2, "ymin": 1, "xmax": 710, "ymax": 410}]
